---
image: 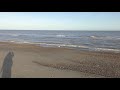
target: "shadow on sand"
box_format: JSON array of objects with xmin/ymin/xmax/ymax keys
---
[{"xmin": 0, "ymin": 52, "xmax": 14, "ymax": 78}]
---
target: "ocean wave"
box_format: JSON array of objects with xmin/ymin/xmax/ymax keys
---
[
  {"xmin": 39, "ymin": 43, "xmax": 120, "ymax": 53},
  {"xmin": 90, "ymin": 36, "xmax": 96, "ymax": 38},
  {"xmin": 90, "ymin": 35, "xmax": 119, "ymax": 40},
  {"xmin": 10, "ymin": 34, "xmax": 66, "ymax": 38},
  {"xmin": 6, "ymin": 33, "xmax": 39, "ymax": 37},
  {"xmin": 56, "ymin": 35, "xmax": 66, "ymax": 37},
  {"xmin": 10, "ymin": 34, "xmax": 20, "ymax": 37},
  {"xmin": 39, "ymin": 43, "xmax": 89, "ymax": 48},
  {"xmin": 7, "ymin": 40, "xmax": 30, "ymax": 44},
  {"xmin": 2, "ymin": 40, "xmax": 120, "ymax": 53},
  {"xmin": 93, "ymin": 48, "xmax": 120, "ymax": 53}
]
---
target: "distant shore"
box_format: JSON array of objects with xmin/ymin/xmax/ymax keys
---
[{"xmin": 0, "ymin": 42, "xmax": 120, "ymax": 78}]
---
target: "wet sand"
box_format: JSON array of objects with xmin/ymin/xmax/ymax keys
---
[{"xmin": 0, "ymin": 42, "xmax": 120, "ymax": 78}]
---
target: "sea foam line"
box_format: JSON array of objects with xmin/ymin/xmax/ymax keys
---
[{"xmin": 2, "ymin": 40, "xmax": 120, "ymax": 53}]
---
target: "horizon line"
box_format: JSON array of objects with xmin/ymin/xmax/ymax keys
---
[{"xmin": 0, "ymin": 29, "xmax": 119, "ymax": 31}]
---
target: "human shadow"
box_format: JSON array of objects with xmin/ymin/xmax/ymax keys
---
[{"xmin": 1, "ymin": 52, "xmax": 14, "ymax": 78}]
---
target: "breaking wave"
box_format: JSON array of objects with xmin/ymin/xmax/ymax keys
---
[
  {"xmin": 2, "ymin": 40, "xmax": 120, "ymax": 53},
  {"xmin": 91, "ymin": 48, "xmax": 120, "ymax": 53},
  {"xmin": 56, "ymin": 35, "xmax": 66, "ymax": 37}
]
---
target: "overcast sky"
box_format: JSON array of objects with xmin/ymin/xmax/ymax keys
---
[{"xmin": 0, "ymin": 12, "xmax": 120, "ymax": 30}]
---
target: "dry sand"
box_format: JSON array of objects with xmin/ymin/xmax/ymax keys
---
[{"xmin": 0, "ymin": 42, "xmax": 120, "ymax": 78}]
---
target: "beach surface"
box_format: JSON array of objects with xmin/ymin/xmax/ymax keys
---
[{"xmin": 0, "ymin": 42, "xmax": 120, "ymax": 78}]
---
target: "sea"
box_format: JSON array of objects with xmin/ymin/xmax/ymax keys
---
[{"xmin": 0, "ymin": 30, "xmax": 120, "ymax": 53}]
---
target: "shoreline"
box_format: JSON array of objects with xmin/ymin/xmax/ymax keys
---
[
  {"xmin": 0, "ymin": 41, "xmax": 120, "ymax": 78},
  {"xmin": 0, "ymin": 41, "xmax": 120, "ymax": 54}
]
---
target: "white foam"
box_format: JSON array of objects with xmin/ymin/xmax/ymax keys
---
[
  {"xmin": 5, "ymin": 40, "xmax": 120, "ymax": 53},
  {"xmin": 78, "ymin": 45, "xmax": 89, "ymax": 48},
  {"xmin": 10, "ymin": 34, "xmax": 19, "ymax": 37},
  {"xmin": 7, "ymin": 40, "xmax": 31, "ymax": 44},
  {"xmin": 56, "ymin": 35, "xmax": 66, "ymax": 37},
  {"xmin": 39, "ymin": 43, "xmax": 89, "ymax": 49},
  {"xmin": 90, "ymin": 36, "xmax": 119, "ymax": 40},
  {"xmin": 10, "ymin": 40, "xmax": 16, "ymax": 42},
  {"xmin": 94, "ymin": 48, "xmax": 120, "ymax": 52},
  {"xmin": 90, "ymin": 36, "xmax": 96, "ymax": 38}
]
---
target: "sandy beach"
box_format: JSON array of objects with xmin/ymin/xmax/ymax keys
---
[{"xmin": 0, "ymin": 42, "xmax": 120, "ymax": 78}]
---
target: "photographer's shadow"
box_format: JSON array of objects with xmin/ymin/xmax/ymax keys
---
[{"xmin": 1, "ymin": 52, "xmax": 14, "ymax": 78}]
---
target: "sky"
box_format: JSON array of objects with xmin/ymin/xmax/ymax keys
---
[{"xmin": 0, "ymin": 12, "xmax": 120, "ymax": 30}]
